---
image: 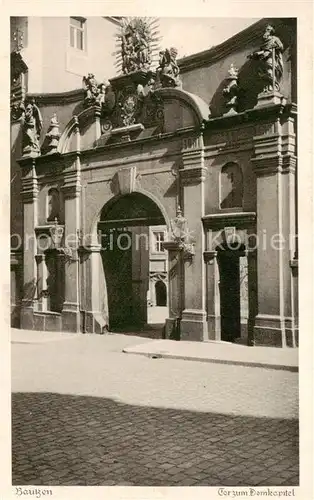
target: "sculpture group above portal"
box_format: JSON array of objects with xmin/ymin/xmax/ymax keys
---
[
  {"xmin": 115, "ymin": 17, "xmax": 160, "ymax": 75},
  {"xmin": 249, "ymin": 24, "xmax": 284, "ymax": 93},
  {"xmin": 155, "ymin": 47, "xmax": 182, "ymax": 89}
]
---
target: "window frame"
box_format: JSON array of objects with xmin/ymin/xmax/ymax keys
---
[
  {"xmin": 152, "ymin": 231, "xmax": 165, "ymax": 254},
  {"xmin": 69, "ymin": 17, "xmax": 87, "ymax": 51}
]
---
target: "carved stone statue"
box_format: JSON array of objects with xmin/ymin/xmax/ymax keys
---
[
  {"xmin": 83, "ymin": 73, "xmax": 100, "ymax": 105},
  {"xmin": 132, "ymin": 27, "xmax": 150, "ymax": 69},
  {"xmin": 170, "ymin": 206, "xmax": 187, "ymax": 241},
  {"xmin": 223, "ymin": 64, "xmax": 239, "ymax": 115},
  {"xmin": 116, "ymin": 17, "xmax": 160, "ymax": 75},
  {"xmin": 249, "ymin": 24, "xmax": 284, "ymax": 93},
  {"xmin": 99, "ymin": 80, "xmax": 116, "ymax": 113},
  {"xmin": 83, "ymin": 75, "xmax": 116, "ymax": 113},
  {"xmin": 156, "ymin": 48, "xmax": 182, "ymax": 88},
  {"xmin": 121, "ymin": 32, "xmax": 137, "ymax": 74},
  {"xmin": 21, "ymin": 100, "xmax": 43, "ymax": 155}
]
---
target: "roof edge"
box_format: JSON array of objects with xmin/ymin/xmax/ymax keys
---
[{"xmin": 178, "ymin": 17, "xmax": 296, "ymax": 72}]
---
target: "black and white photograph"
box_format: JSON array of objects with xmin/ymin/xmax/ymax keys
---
[{"xmin": 4, "ymin": 6, "xmax": 313, "ymax": 498}]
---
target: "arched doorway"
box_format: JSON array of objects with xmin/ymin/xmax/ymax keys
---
[
  {"xmin": 155, "ymin": 280, "xmax": 167, "ymax": 306},
  {"xmin": 97, "ymin": 192, "xmax": 168, "ymax": 335}
]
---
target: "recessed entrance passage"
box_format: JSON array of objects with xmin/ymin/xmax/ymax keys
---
[
  {"xmin": 98, "ymin": 193, "xmax": 168, "ymax": 337},
  {"xmin": 217, "ymin": 244, "xmax": 248, "ymax": 343}
]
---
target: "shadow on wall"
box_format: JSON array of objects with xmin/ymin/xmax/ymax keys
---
[
  {"xmin": 209, "ymin": 77, "xmax": 230, "ymax": 117},
  {"xmin": 236, "ymin": 58, "xmax": 265, "ymax": 112},
  {"xmin": 209, "ymin": 58, "xmax": 264, "ymax": 117},
  {"xmin": 12, "ymin": 391, "xmax": 299, "ymax": 487}
]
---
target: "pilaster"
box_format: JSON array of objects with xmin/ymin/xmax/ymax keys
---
[
  {"xmin": 60, "ymin": 155, "xmax": 82, "ymax": 332},
  {"xmin": 179, "ymin": 134, "xmax": 208, "ymax": 341},
  {"xmin": 80, "ymin": 243, "xmax": 107, "ymax": 334},
  {"xmin": 163, "ymin": 241, "xmax": 184, "ymax": 340},
  {"xmin": 252, "ymin": 115, "xmax": 297, "ymax": 347},
  {"xmin": 35, "ymin": 254, "xmax": 48, "ymax": 312},
  {"xmin": 20, "ymin": 159, "xmax": 38, "ymax": 329},
  {"xmin": 203, "ymin": 251, "xmax": 220, "ymax": 340}
]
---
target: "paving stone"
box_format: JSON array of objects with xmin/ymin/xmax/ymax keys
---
[{"xmin": 12, "ymin": 335, "xmax": 299, "ymax": 487}]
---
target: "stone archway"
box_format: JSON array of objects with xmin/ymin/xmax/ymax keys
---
[{"xmin": 97, "ymin": 192, "xmax": 168, "ymax": 334}]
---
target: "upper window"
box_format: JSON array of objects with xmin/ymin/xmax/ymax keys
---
[
  {"xmin": 152, "ymin": 231, "xmax": 165, "ymax": 253},
  {"xmin": 70, "ymin": 17, "xmax": 86, "ymax": 50}
]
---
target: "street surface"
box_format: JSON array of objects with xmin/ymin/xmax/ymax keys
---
[{"xmin": 12, "ymin": 333, "xmax": 299, "ymax": 486}]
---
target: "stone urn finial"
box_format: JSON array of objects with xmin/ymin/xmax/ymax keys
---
[
  {"xmin": 223, "ymin": 63, "xmax": 239, "ymax": 116},
  {"xmin": 45, "ymin": 113, "xmax": 60, "ymax": 154}
]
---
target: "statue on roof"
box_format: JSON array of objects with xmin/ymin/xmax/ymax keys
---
[
  {"xmin": 249, "ymin": 24, "xmax": 284, "ymax": 93},
  {"xmin": 115, "ymin": 17, "xmax": 161, "ymax": 74},
  {"xmin": 156, "ymin": 47, "xmax": 182, "ymax": 88},
  {"xmin": 82, "ymin": 73, "xmax": 101, "ymax": 105},
  {"xmin": 82, "ymin": 74, "xmax": 116, "ymax": 112},
  {"xmin": 21, "ymin": 99, "xmax": 43, "ymax": 155}
]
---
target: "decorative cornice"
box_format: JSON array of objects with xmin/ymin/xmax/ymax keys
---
[
  {"xmin": 178, "ymin": 18, "xmax": 296, "ymax": 73},
  {"xmin": 202, "ymin": 212, "xmax": 256, "ymax": 230},
  {"xmin": 26, "ymin": 89, "xmax": 84, "ymax": 106},
  {"xmin": 204, "ymin": 101, "xmax": 288, "ymax": 132},
  {"xmin": 81, "ymin": 126, "xmax": 197, "ymax": 157}
]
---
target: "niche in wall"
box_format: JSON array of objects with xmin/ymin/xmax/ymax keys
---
[
  {"xmin": 220, "ymin": 162, "xmax": 243, "ymax": 209},
  {"xmin": 47, "ymin": 188, "xmax": 61, "ymax": 222}
]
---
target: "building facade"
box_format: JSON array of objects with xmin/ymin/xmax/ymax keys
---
[{"xmin": 10, "ymin": 17, "xmax": 298, "ymax": 347}]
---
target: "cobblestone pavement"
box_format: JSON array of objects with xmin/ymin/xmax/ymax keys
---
[{"xmin": 12, "ymin": 334, "xmax": 299, "ymax": 487}]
